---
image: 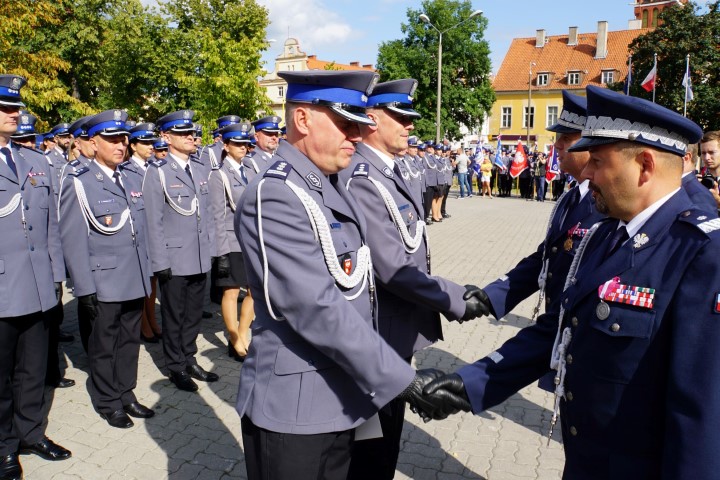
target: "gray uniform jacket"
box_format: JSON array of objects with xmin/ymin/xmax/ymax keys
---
[
  {"xmin": 0, "ymin": 144, "xmax": 64, "ymax": 317},
  {"xmin": 142, "ymin": 153, "xmax": 214, "ymax": 276},
  {"xmin": 59, "ymin": 161, "xmax": 151, "ymax": 302},
  {"xmin": 242, "ymin": 149, "xmax": 272, "ymax": 184},
  {"xmin": 209, "ymin": 158, "xmax": 247, "ymax": 256},
  {"xmin": 423, "ymin": 153, "xmax": 439, "ymax": 188},
  {"xmin": 45, "ymin": 148, "xmax": 66, "ymax": 199},
  {"xmin": 400, "ymin": 154, "xmax": 424, "ymax": 205},
  {"xmin": 235, "ymin": 141, "xmax": 414, "ymax": 434},
  {"xmin": 339, "ymin": 143, "xmax": 467, "ymax": 358}
]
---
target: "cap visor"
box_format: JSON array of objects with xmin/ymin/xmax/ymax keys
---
[
  {"xmin": 547, "ymin": 123, "xmax": 580, "ymax": 134},
  {"xmin": 387, "ymin": 105, "xmax": 421, "ymax": 119},
  {"xmin": 257, "ymin": 128, "xmax": 283, "ymax": 134},
  {"xmin": 228, "ymin": 138, "xmax": 251, "ymax": 144},
  {"xmin": 167, "ymin": 126, "xmax": 196, "ymax": 133},
  {"xmin": 329, "ymin": 105, "xmax": 376, "ymax": 126},
  {"xmin": 0, "ymin": 99, "xmax": 25, "ymax": 108},
  {"xmin": 97, "ymin": 129, "xmax": 130, "ymax": 137},
  {"xmin": 567, "ymin": 136, "xmax": 619, "ymax": 152}
]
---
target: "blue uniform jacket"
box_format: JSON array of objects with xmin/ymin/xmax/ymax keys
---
[
  {"xmin": 242, "ymin": 149, "xmax": 272, "ymax": 184},
  {"xmin": 339, "ymin": 143, "xmax": 466, "ymax": 358},
  {"xmin": 681, "ymin": 171, "xmax": 717, "ymax": 212},
  {"xmin": 0, "ymin": 144, "xmax": 64, "ymax": 317},
  {"xmin": 235, "ymin": 141, "xmax": 414, "ymax": 434},
  {"xmin": 59, "ymin": 161, "xmax": 151, "ymax": 302},
  {"xmin": 459, "ymin": 189, "xmax": 720, "ymax": 479}
]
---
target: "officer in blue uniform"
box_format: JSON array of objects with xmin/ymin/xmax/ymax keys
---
[
  {"xmin": 424, "ymin": 85, "xmax": 720, "ymax": 479},
  {"xmin": 59, "ymin": 110, "xmax": 154, "ymax": 428},
  {"xmin": 9, "ymin": 111, "xmax": 38, "ymax": 149},
  {"xmin": 143, "ymin": 110, "xmax": 217, "ymax": 392},
  {"xmin": 242, "ymin": 115, "xmax": 281, "ymax": 183},
  {"xmin": 0, "ymin": 74, "xmax": 71, "ymax": 480},
  {"xmin": 235, "ymin": 70, "xmax": 452, "ymax": 480},
  {"xmin": 338, "ymin": 78, "xmax": 488, "ymax": 479}
]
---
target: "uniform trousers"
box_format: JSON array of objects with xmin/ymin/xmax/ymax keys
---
[
  {"xmin": 88, "ymin": 299, "xmax": 143, "ymax": 414},
  {"xmin": 241, "ymin": 415, "xmax": 353, "ymax": 480},
  {"xmin": 45, "ymin": 301, "xmax": 65, "ymax": 384},
  {"xmin": 0, "ymin": 312, "xmax": 49, "ymax": 455},
  {"xmin": 423, "ymin": 188, "xmax": 435, "ymax": 219},
  {"xmin": 440, "ymin": 184, "xmax": 450, "ymax": 215},
  {"xmin": 159, "ymin": 273, "xmax": 207, "ymax": 374},
  {"xmin": 78, "ymin": 305, "xmax": 92, "ymax": 353}
]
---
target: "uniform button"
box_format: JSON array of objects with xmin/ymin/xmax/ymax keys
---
[
  {"xmin": 571, "ymin": 317, "xmax": 578, "ymax": 327},
  {"xmin": 546, "ymin": 297, "xmax": 551, "ymax": 305},
  {"xmin": 566, "ymin": 354, "xmax": 573, "ymax": 364},
  {"xmin": 567, "ymin": 391, "xmax": 574, "ymax": 401},
  {"xmin": 611, "ymin": 323, "xmax": 620, "ymax": 332},
  {"xmin": 551, "ymin": 247, "xmax": 558, "ymax": 254},
  {"xmin": 25, "ymin": 204, "xmax": 29, "ymax": 210},
  {"xmin": 548, "ymin": 272, "xmax": 553, "ymax": 279},
  {"xmin": 28, "ymin": 225, "xmax": 32, "ymax": 231},
  {"xmin": 30, "ymin": 246, "xmax": 34, "ymax": 251},
  {"xmin": 369, "ymin": 392, "xmax": 376, "ymax": 398},
  {"xmin": 570, "ymin": 426, "xmax": 578, "ymax": 436},
  {"xmin": 682, "ymin": 211, "xmax": 691, "ymax": 218},
  {"xmin": 97, "ymin": 264, "xmax": 101, "ymax": 267},
  {"xmin": 564, "ymin": 298, "xmax": 569, "ymax": 304}
]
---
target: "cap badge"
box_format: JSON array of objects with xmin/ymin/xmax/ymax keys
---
[
  {"xmin": 409, "ymin": 80, "xmax": 418, "ymax": 97},
  {"xmin": 11, "ymin": 77, "xmax": 21, "ymax": 89},
  {"xmin": 183, "ymin": 110, "xmax": 192, "ymax": 119},
  {"xmin": 21, "ymin": 115, "xmax": 28, "ymax": 124},
  {"xmin": 367, "ymin": 75, "xmax": 380, "ymax": 95},
  {"xmin": 113, "ymin": 110, "xmax": 122, "ymax": 121}
]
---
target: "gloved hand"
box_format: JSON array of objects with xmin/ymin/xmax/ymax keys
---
[
  {"xmin": 398, "ymin": 369, "xmax": 461, "ymax": 423},
  {"xmin": 78, "ymin": 294, "xmax": 99, "ymax": 321},
  {"xmin": 459, "ymin": 285, "xmax": 491, "ymax": 322},
  {"xmin": 155, "ymin": 268, "xmax": 172, "ymax": 283},
  {"xmin": 55, "ymin": 282, "xmax": 62, "ymax": 300},
  {"xmin": 423, "ymin": 373, "xmax": 472, "ymax": 413},
  {"xmin": 216, "ymin": 255, "xmax": 230, "ymax": 278}
]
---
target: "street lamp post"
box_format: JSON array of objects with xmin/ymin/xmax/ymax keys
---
[
  {"xmin": 420, "ymin": 9, "xmax": 483, "ymax": 143},
  {"xmin": 527, "ymin": 61, "xmax": 536, "ymax": 150}
]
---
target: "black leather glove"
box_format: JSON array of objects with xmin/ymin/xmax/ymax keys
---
[
  {"xmin": 78, "ymin": 293, "xmax": 99, "ymax": 321},
  {"xmin": 55, "ymin": 282, "xmax": 62, "ymax": 300},
  {"xmin": 423, "ymin": 373, "xmax": 472, "ymax": 413},
  {"xmin": 398, "ymin": 369, "xmax": 461, "ymax": 423},
  {"xmin": 216, "ymin": 255, "xmax": 230, "ymax": 278},
  {"xmin": 155, "ymin": 268, "xmax": 172, "ymax": 283},
  {"xmin": 459, "ymin": 285, "xmax": 491, "ymax": 322}
]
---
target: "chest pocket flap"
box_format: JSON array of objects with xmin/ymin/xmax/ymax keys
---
[
  {"xmin": 92, "ymin": 201, "xmax": 123, "ymax": 217},
  {"xmin": 274, "ymin": 343, "xmax": 335, "ymax": 375}
]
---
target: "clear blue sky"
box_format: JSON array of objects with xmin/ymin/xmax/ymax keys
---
[{"xmin": 257, "ymin": 0, "xmax": 649, "ymax": 74}]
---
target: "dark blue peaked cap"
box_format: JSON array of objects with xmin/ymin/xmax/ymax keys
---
[
  {"xmin": 367, "ymin": 79, "xmax": 421, "ymax": 119},
  {"xmin": 408, "ymin": 136, "xmax": 419, "ymax": 146},
  {"xmin": 129, "ymin": 123, "xmax": 157, "ymax": 142},
  {"xmin": 85, "ymin": 110, "xmax": 129, "ymax": 138},
  {"xmin": 51, "ymin": 122, "xmax": 71, "ymax": 136},
  {"xmin": 0, "ymin": 75, "xmax": 27, "ymax": 107},
  {"xmin": 156, "ymin": 110, "xmax": 196, "ymax": 133},
  {"xmin": 547, "ymin": 90, "xmax": 587, "ymax": 133},
  {"xmin": 216, "ymin": 115, "xmax": 241, "ymax": 129},
  {"xmin": 569, "ymin": 86, "xmax": 702, "ymax": 157},
  {"xmin": 219, "ymin": 122, "xmax": 253, "ymax": 142},
  {"xmin": 252, "ymin": 115, "xmax": 282, "ymax": 133},
  {"xmin": 279, "ymin": 70, "xmax": 379, "ymax": 126},
  {"xmin": 12, "ymin": 111, "xmax": 37, "ymax": 137},
  {"xmin": 69, "ymin": 115, "xmax": 94, "ymax": 138},
  {"xmin": 153, "ymin": 140, "xmax": 168, "ymax": 150}
]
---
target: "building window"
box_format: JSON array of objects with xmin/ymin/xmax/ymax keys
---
[
  {"xmin": 523, "ymin": 106, "xmax": 535, "ymax": 129},
  {"xmin": 652, "ymin": 8, "xmax": 659, "ymax": 27},
  {"xmin": 501, "ymin": 107, "xmax": 512, "ymax": 128},
  {"xmin": 547, "ymin": 106, "xmax": 558, "ymax": 127},
  {"xmin": 568, "ymin": 71, "xmax": 581, "ymax": 85},
  {"xmin": 601, "ymin": 70, "xmax": 614, "ymax": 84},
  {"xmin": 537, "ymin": 73, "xmax": 549, "ymax": 87},
  {"xmin": 642, "ymin": 9, "xmax": 649, "ymax": 28}
]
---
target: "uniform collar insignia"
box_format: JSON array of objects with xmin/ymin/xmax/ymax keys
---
[
  {"xmin": 95, "ymin": 172, "xmax": 103, "ymax": 181},
  {"xmin": 633, "ymin": 233, "xmax": 649, "ymax": 248},
  {"xmin": 382, "ymin": 166, "xmax": 393, "ymax": 178},
  {"xmin": 305, "ymin": 172, "xmax": 322, "ymax": 189},
  {"xmin": 171, "ymin": 162, "xmax": 178, "ymax": 170}
]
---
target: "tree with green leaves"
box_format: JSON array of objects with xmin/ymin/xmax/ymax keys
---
[
  {"xmin": 376, "ymin": 0, "xmax": 494, "ymax": 141},
  {"xmin": 615, "ymin": 1, "xmax": 720, "ymax": 130}
]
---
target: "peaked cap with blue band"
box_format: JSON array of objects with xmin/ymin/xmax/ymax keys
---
[
  {"xmin": 569, "ymin": 85, "xmax": 703, "ymax": 157},
  {"xmin": 217, "ymin": 115, "xmax": 241, "ymax": 129},
  {"xmin": 156, "ymin": 110, "xmax": 196, "ymax": 133},
  {"xmin": 408, "ymin": 136, "xmax": 419, "ymax": 147},
  {"xmin": 366, "ymin": 79, "xmax": 421, "ymax": 119},
  {"xmin": 129, "ymin": 123, "xmax": 158, "ymax": 142},
  {"xmin": 0, "ymin": 75, "xmax": 27, "ymax": 108},
  {"xmin": 252, "ymin": 115, "xmax": 282, "ymax": 133},
  {"xmin": 51, "ymin": 123, "xmax": 71, "ymax": 136},
  {"xmin": 69, "ymin": 115, "xmax": 94, "ymax": 138},
  {"xmin": 278, "ymin": 70, "xmax": 379, "ymax": 126},
  {"xmin": 12, "ymin": 111, "xmax": 38, "ymax": 138},
  {"xmin": 125, "ymin": 120, "xmax": 137, "ymax": 129},
  {"xmin": 153, "ymin": 140, "xmax": 168, "ymax": 150},
  {"xmin": 547, "ymin": 90, "xmax": 587, "ymax": 133},
  {"xmin": 85, "ymin": 110, "xmax": 129, "ymax": 138},
  {"xmin": 219, "ymin": 122, "xmax": 253, "ymax": 143}
]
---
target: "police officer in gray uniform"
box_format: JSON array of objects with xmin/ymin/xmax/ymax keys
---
[
  {"xmin": 339, "ymin": 79, "xmax": 489, "ymax": 479},
  {"xmin": 242, "ymin": 115, "xmax": 281, "ymax": 183},
  {"xmin": 59, "ymin": 110, "xmax": 154, "ymax": 428},
  {"xmin": 0, "ymin": 74, "xmax": 71, "ymax": 480},
  {"xmin": 201, "ymin": 115, "xmax": 241, "ymax": 171},
  {"xmin": 400, "ymin": 136, "xmax": 424, "ymax": 204},
  {"xmin": 423, "ymin": 142, "xmax": 441, "ymax": 222},
  {"xmin": 235, "ymin": 70, "xmax": 454, "ymax": 480},
  {"xmin": 143, "ymin": 110, "xmax": 217, "ymax": 392},
  {"xmin": 9, "ymin": 111, "xmax": 38, "ymax": 150},
  {"xmin": 45, "ymin": 123, "xmax": 71, "ymax": 196}
]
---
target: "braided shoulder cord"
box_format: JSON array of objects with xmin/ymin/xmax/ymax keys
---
[{"xmin": 156, "ymin": 168, "xmax": 198, "ymax": 216}]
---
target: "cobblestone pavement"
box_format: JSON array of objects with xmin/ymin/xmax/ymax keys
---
[{"xmin": 25, "ymin": 192, "xmax": 565, "ymax": 480}]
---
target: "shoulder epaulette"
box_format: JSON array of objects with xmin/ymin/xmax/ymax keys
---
[
  {"xmin": 69, "ymin": 166, "xmax": 89, "ymax": 177},
  {"xmin": 150, "ymin": 159, "xmax": 166, "ymax": 168},
  {"xmin": 264, "ymin": 160, "xmax": 291, "ymax": 180},
  {"xmin": 680, "ymin": 209, "xmax": 720, "ymax": 235},
  {"xmin": 352, "ymin": 162, "xmax": 370, "ymax": 178},
  {"xmin": 69, "ymin": 159, "xmax": 81, "ymax": 167},
  {"xmin": 119, "ymin": 160, "xmax": 131, "ymax": 168}
]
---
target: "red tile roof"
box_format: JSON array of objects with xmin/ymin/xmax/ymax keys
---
[
  {"xmin": 306, "ymin": 55, "xmax": 375, "ymax": 72},
  {"xmin": 493, "ymin": 28, "xmax": 650, "ymax": 92}
]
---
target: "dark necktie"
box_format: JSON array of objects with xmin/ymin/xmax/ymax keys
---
[
  {"xmin": 113, "ymin": 171, "xmax": 125, "ymax": 195},
  {"xmin": 0, "ymin": 147, "xmax": 18, "ymax": 178},
  {"xmin": 185, "ymin": 164, "xmax": 193, "ymax": 181},
  {"xmin": 606, "ymin": 226, "xmax": 629, "ymax": 258},
  {"xmin": 565, "ymin": 187, "xmax": 581, "ymax": 210}
]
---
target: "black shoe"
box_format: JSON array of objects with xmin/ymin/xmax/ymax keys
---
[
  {"xmin": 169, "ymin": 371, "xmax": 198, "ymax": 392},
  {"xmin": 46, "ymin": 378, "xmax": 75, "ymax": 389},
  {"xmin": 424, "ymin": 217, "xmax": 433, "ymax": 224},
  {"xmin": 19, "ymin": 436, "xmax": 71, "ymax": 461},
  {"xmin": 202, "ymin": 311, "xmax": 213, "ymax": 319},
  {"xmin": 0, "ymin": 454, "xmax": 21, "ymax": 480},
  {"xmin": 140, "ymin": 333, "xmax": 159, "ymax": 343},
  {"xmin": 442, "ymin": 213, "xmax": 451, "ymax": 218},
  {"xmin": 58, "ymin": 330, "xmax": 74, "ymax": 343},
  {"xmin": 99, "ymin": 409, "xmax": 134, "ymax": 429},
  {"xmin": 228, "ymin": 342, "xmax": 246, "ymax": 363},
  {"xmin": 186, "ymin": 364, "xmax": 219, "ymax": 382},
  {"xmin": 123, "ymin": 402, "xmax": 155, "ymax": 419}
]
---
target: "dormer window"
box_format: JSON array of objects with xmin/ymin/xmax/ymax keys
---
[
  {"xmin": 536, "ymin": 73, "xmax": 549, "ymax": 87},
  {"xmin": 568, "ymin": 71, "xmax": 581, "ymax": 85},
  {"xmin": 601, "ymin": 70, "xmax": 615, "ymax": 85}
]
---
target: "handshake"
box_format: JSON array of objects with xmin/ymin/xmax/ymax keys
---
[
  {"xmin": 397, "ymin": 369, "xmax": 472, "ymax": 422},
  {"xmin": 456, "ymin": 285, "xmax": 491, "ymax": 323}
]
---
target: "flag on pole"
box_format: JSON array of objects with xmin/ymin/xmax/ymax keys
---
[
  {"xmin": 682, "ymin": 67, "xmax": 694, "ymax": 102},
  {"xmin": 493, "ymin": 136, "xmax": 506, "ymax": 171},
  {"xmin": 624, "ymin": 55, "xmax": 632, "ymax": 95},
  {"xmin": 509, "ymin": 140, "xmax": 529, "ymax": 178},
  {"xmin": 641, "ymin": 64, "xmax": 657, "ymax": 92},
  {"xmin": 545, "ymin": 146, "xmax": 560, "ymax": 182}
]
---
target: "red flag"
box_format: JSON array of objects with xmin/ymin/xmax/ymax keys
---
[
  {"xmin": 545, "ymin": 146, "xmax": 560, "ymax": 182},
  {"xmin": 641, "ymin": 64, "xmax": 656, "ymax": 92},
  {"xmin": 509, "ymin": 140, "xmax": 529, "ymax": 178}
]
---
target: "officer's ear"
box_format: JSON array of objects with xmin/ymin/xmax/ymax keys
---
[
  {"xmin": 636, "ymin": 149, "xmax": 656, "ymax": 186},
  {"xmin": 291, "ymin": 105, "xmax": 312, "ymax": 136},
  {"xmin": 364, "ymin": 109, "xmax": 380, "ymax": 133}
]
